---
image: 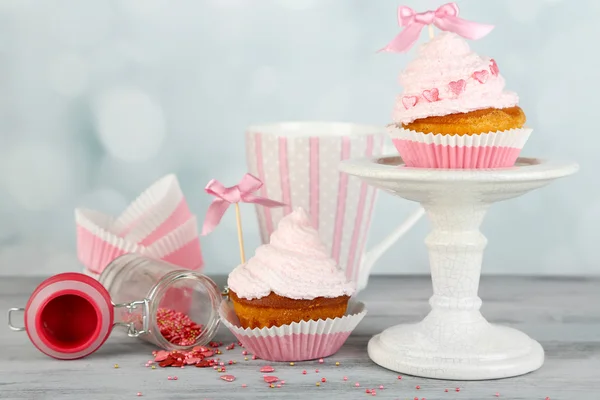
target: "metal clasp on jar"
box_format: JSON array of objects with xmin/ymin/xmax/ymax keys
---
[{"xmin": 113, "ymin": 299, "xmax": 150, "ymax": 337}]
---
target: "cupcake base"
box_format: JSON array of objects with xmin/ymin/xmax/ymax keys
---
[
  {"xmin": 229, "ymin": 291, "xmax": 350, "ymax": 329},
  {"xmin": 220, "ymin": 300, "xmax": 366, "ymax": 362}
]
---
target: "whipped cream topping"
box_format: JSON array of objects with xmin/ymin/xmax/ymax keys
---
[
  {"xmin": 393, "ymin": 32, "xmax": 519, "ymax": 124},
  {"xmin": 228, "ymin": 208, "xmax": 355, "ymax": 300}
]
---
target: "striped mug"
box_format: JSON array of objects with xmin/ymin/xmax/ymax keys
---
[{"xmin": 245, "ymin": 122, "xmax": 424, "ymax": 292}]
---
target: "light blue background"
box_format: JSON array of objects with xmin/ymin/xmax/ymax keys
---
[{"xmin": 0, "ymin": 0, "xmax": 595, "ymax": 276}]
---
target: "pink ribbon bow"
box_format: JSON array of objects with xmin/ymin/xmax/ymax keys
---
[
  {"xmin": 201, "ymin": 173, "xmax": 285, "ymax": 235},
  {"xmin": 379, "ymin": 2, "xmax": 494, "ymax": 53}
]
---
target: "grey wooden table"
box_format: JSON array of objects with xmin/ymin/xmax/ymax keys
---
[{"xmin": 1, "ymin": 276, "xmax": 598, "ymax": 400}]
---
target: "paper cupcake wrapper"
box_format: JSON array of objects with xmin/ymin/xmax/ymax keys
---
[
  {"xmin": 219, "ymin": 300, "xmax": 366, "ymax": 362},
  {"xmin": 76, "ymin": 209, "xmax": 203, "ymax": 275},
  {"xmin": 114, "ymin": 174, "xmax": 193, "ymax": 246},
  {"xmin": 388, "ymin": 126, "xmax": 532, "ymax": 169}
]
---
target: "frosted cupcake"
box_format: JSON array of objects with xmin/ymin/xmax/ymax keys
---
[
  {"xmin": 387, "ymin": 31, "xmax": 531, "ymax": 168},
  {"xmin": 227, "ymin": 208, "xmax": 355, "ymax": 329}
]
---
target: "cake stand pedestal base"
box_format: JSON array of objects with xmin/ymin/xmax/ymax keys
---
[{"xmin": 340, "ymin": 156, "xmax": 578, "ymax": 380}]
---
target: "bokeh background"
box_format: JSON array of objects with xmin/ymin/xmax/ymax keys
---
[{"xmin": 0, "ymin": 0, "xmax": 595, "ymax": 276}]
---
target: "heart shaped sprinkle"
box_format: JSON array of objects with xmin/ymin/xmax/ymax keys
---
[
  {"xmin": 264, "ymin": 376, "xmax": 279, "ymax": 384},
  {"xmin": 472, "ymin": 70, "xmax": 489, "ymax": 84},
  {"xmin": 449, "ymin": 79, "xmax": 466, "ymax": 96},
  {"xmin": 220, "ymin": 375, "xmax": 236, "ymax": 382},
  {"xmin": 490, "ymin": 59, "xmax": 499, "ymax": 76},
  {"xmin": 401, "ymin": 95, "xmax": 418, "ymax": 109},
  {"xmin": 422, "ymin": 88, "xmax": 439, "ymax": 102},
  {"xmin": 260, "ymin": 366, "xmax": 275, "ymax": 373}
]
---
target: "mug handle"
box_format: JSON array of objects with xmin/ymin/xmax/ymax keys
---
[{"xmin": 357, "ymin": 206, "xmax": 425, "ymax": 289}]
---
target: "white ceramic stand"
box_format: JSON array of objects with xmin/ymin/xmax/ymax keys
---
[{"xmin": 339, "ymin": 156, "xmax": 578, "ymax": 380}]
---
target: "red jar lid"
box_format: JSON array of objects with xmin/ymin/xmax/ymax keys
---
[{"xmin": 24, "ymin": 272, "xmax": 114, "ymax": 360}]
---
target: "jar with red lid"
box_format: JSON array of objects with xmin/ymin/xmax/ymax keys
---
[{"xmin": 8, "ymin": 254, "xmax": 222, "ymax": 360}]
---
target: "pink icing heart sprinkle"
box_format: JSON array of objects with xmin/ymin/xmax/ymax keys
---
[
  {"xmin": 401, "ymin": 95, "xmax": 418, "ymax": 109},
  {"xmin": 422, "ymin": 88, "xmax": 439, "ymax": 102},
  {"xmin": 472, "ymin": 70, "xmax": 489, "ymax": 84},
  {"xmin": 260, "ymin": 366, "xmax": 275, "ymax": 373},
  {"xmin": 449, "ymin": 79, "xmax": 466, "ymax": 96},
  {"xmin": 490, "ymin": 59, "xmax": 499, "ymax": 76},
  {"xmin": 263, "ymin": 376, "xmax": 279, "ymax": 383},
  {"xmin": 220, "ymin": 375, "xmax": 236, "ymax": 382}
]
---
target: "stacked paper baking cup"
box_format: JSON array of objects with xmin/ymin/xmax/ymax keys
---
[
  {"xmin": 219, "ymin": 301, "xmax": 366, "ymax": 362},
  {"xmin": 76, "ymin": 175, "xmax": 204, "ymax": 278}
]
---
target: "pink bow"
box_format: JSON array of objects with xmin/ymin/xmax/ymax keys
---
[
  {"xmin": 379, "ymin": 3, "xmax": 494, "ymax": 53},
  {"xmin": 201, "ymin": 174, "xmax": 285, "ymax": 235}
]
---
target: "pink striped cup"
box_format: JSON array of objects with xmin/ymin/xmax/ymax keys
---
[{"xmin": 246, "ymin": 122, "xmax": 424, "ymax": 291}]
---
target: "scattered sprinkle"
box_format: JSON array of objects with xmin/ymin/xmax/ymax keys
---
[
  {"xmin": 136, "ymin": 392, "xmax": 142, "ymax": 397},
  {"xmin": 151, "ymin": 365, "xmax": 156, "ymax": 369},
  {"xmin": 316, "ymin": 382, "xmax": 320, "ymax": 387},
  {"xmin": 371, "ymin": 390, "xmax": 376, "ymax": 396},
  {"xmin": 242, "ymin": 384, "xmax": 247, "ymax": 388},
  {"xmin": 276, "ymin": 384, "xmax": 282, "ymax": 388},
  {"xmin": 397, "ymin": 375, "xmax": 402, "ymax": 380},
  {"xmin": 167, "ymin": 376, "xmax": 172, "ymax": 380},
  {"xmin": 495, "ymin": 394, "xmax": 500, "ymax": 397},
  {"xmin": 379, "ymin": 385, "xmax": 384, "ymax": 389},
  {"xmin": 416, "ymin": 385, "xmax": 421, "ymax": 389},
  {"xmin": 366, "ymin": 389, "xmax": 371, "ymax": 394},
  {"xmin": 264, "ymin": 376, "xmax": 279, "ymax": 384},
  {"xmin": 242, "ymin": 350, "xmax": 248, "ymax": 355},
  {"xmin": 302, "ymin": 370, "xmax": 307, "ymax": 375},
  {"xmin": 321, "ymin": 378, "xmax": 326, "ymax": 383},
  {"xmin": 445, "ymin": 389, "xmax": 448, "ymax": 392},
  {"xmin": 244, "ymin": 357, "xmax": 248, "ymax": 361},
  {"xmin": 220, "ymin": 375, "xmax": 236, "ymax": 382},
  {"xmin": 113, "ymin": 364, "xmax": 119, "ymax": 369},
  {"xmin": 456, "ymin": 388, "xmax": 460, "ymax": 392},
  {"xmin": 355, "ymin": 383, "xmax": 360, "ymax": 387},
  {"xmin": 269, "ymin": 384, "xmax": 275, "ymax": 388},
  {"xmin": 315, "ymin": 369, "xmax": 319, "ymax": 373},
  {"xmin": 318, "ymin": 358, "xmax": 324, "ymax": 364},
  {"xmin": 260, "ymin": 366, "xmax": 275, "ymax": 373},
  {"xmin": 335, "ymin": 362, "xmax": 340, "ymax": 366},
  {"xmin": 289, "ymin": 362, "xmax": 295, "ymax": 366},
  {"xmin": 252, "ymin": 355, "xmax": 257, "ymax": 360},
  {"xmin": 343, "ymin": 376, "xmax": 348, "ymax": 381},
  {"xmin": 173, "ymin": 376, "xmax": 178, "ymax": 381},
  {"xmin": 281, "ymin": 380, "xmax": 285, "ymax": 384}
]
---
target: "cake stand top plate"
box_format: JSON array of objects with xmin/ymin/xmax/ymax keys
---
[{"xmin": 339, "ymin": 156, "xmax": 579, "ymax": 204}]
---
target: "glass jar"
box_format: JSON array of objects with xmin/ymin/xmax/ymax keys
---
[
  {"xmin": 99, "ymin": 254, "xmax": 222, "ymax": 351},
  {"xmin": 8, "ymin": 254, "xmax": 222, "ymax": 359}
]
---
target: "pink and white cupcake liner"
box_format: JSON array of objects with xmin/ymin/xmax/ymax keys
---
[
  {"xmin": 76, "ymin": 209, "xmax": 203, "ymax": 276},
  {"xmin": 219, "ymin": 300, "xmax": 366, "ymax": 362},
  {"xmin": 388, "ymin": 126, "xmax": 532, "ymax": 169},
  {"xmin": 114, "ymin": 174, "xmax": 193, "ymax": 246}
]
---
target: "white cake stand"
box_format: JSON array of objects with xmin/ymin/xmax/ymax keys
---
[{"xmin": 339, "ymin": 156, "xmax": 578, "ymax": 380}]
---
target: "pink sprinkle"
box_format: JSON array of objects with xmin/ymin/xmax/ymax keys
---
[
  {"xmin": 136, "ymin": 392, "xmax": 142, "ymax": 397},
  {"xmin": 173, "ymin": 376, "xmax": 178, "ymax": 381},
  {"xmin": 228, "ymin": 360, "xmax": 233, "ymax": 365},
  {"xmin": 445, "ymin": 389, "xmax": 448, "ymax": 392},
  {"xmin": 321, "ymin": 378, "xmax": 326, "ymax": 383},
  {"xmin": 366, "ymin": 389, "xmax": 371, "ymax": 394},
  {"xmin": 242, "ymin": 384, "xmax": 247, "ymax": 388},
  {"xmin": 343, "ymin": 376, "xmax": 348, "ymax": 381},
  {"xmin": 379, "ymin": 385, "xmax": 384, "ymax": 389},
  {"xmin": 167, "ymin": 376, "xmax": 172, "ymax": 380},
  {"xmin": 260, "ymin": 366, "xmax": 275, "ymax": 373},
  {"xmin": 495, "ymin": 394, "xmax": 500, "ymax": 397},
  {"xmin": 180, "ymin": 366, "xmax": 184, "ymax": 369},
  {"xmin": 414, "ymin": 398, "xmax": 419, "ymax": 400},
  {"xmin": 220, "ymin": 362, "xmax": 225, "ymax": 366},
  {"xmin": 213, "ymin": 366, "xmax": 218, "ymax": 370},
  {"xmin": 456, "ymin": 388, "xmax": 460, "ymax": 392},
  {"xmin": 302, "ymin": 370, "xmax": 307, "ymax": 374},
  {"xmin": 416, "ymin": 385, "xmax": 421, "ymax": 389},
  {"xmin": 545, "ymin": 398, "xmax": 550, "ymax": 400},
  {"xmin": 241, "ymin": 350, "xmax": 247, "ymax": 355},
  {"xmin": 315, "ymin": 369, "xmax": 319, "ymax": 373},
  {"xmin": 371, "ymin": 391, "xmax": 376, "ymax": 396},
  {"xmin": 397, "ymin": 375, "xmax": 402, "ymax": 380},
  {"xmin": 263, "ymin": 376, "xmax": 279, "ymax": 384},
  {"xmin": 318, "ymin": 358, "xmax": 324, "ymax": 363},
  {"xmin": 276, "ymin": 384, "xmax": 282, "ymax": 388},
  {"xmin": 220, "ymin": 375, "xmax": 236, "ymax": 382},
  {"xmin": 281, "ymin": 380, "xmax": 286, "ymax": 384},
  {"xmin": 355, "ymin": 383, "xmax": 360, "ymax": 387},
  {"xmin": 252, "ymin": 355, "xmax": 257, "ymax": 360}
]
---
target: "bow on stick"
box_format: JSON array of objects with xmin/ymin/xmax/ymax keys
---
[
  {"xmin": 202, "ymin": 173, "xmax": 285, "ymax": 264},
  {"xmin": 379, "ymin": 2, "xmax": 494, "ymax": 53}
]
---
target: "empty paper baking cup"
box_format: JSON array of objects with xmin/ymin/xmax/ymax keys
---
[
  {"xmin": 219, "ymin": 300, "xmax": 366, "ymax": 362},
  {"xmin": 389, "ymin": 126, "xmax": 532, "ymax": 169}
]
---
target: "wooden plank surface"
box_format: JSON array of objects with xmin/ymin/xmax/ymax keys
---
[{"xmin": 1, "ymin": 275, "xmax": 598, "ymax": 400}]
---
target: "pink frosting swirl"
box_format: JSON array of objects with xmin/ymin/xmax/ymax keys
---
[
  {"xmin": 393, "ymin": 32, "xmax": 519, "ymax": 124},
  {"xmin": 227, "ymin": 208, "xmax": 355, "ymax": 300}
]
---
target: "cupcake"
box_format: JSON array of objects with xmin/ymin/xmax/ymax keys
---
[
  {"xmin": 388, "ymin": 31, "xmax": 532, "ymax": 169},
  {"xmin": 227, "ymin": 207, "xmax": 355, "ymax": 329}
]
